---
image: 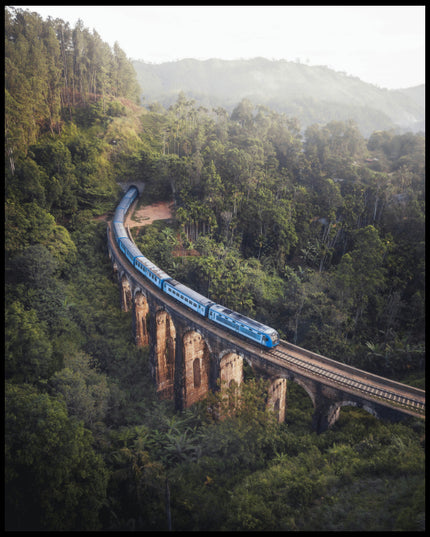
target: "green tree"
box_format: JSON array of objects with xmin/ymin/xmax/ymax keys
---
[
  {"xmin": 231, "ymin": 98, "xmax": 254, "ymax": 130},
  {"xmin": 5, "ymin": 301, "xmax": 54, "ymax": 382},
  {"xmin": 335, "ymin": 225, "xmax": 386, "ymax": 337},
  {"xmin": 5, "ymin": 382, "xmax": 109, "ymax": 530},
  {"xmin": 49, "ymin": 352, "xmax": 110, "ymax": 430},
  {"xmin": 112, "ymin": 41, "xmax": 141, "ymax": 102}
]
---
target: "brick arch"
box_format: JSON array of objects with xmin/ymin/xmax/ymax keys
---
[
  {"xmin": 183, "ymin": 330, "xmax": 211, "ymax": 408},
  {"xmin": 134, "ymin": 291, "xmax": 150, "ymax": 346},
  {"xmin": 290, "ymin": 377, "xmax": 317, "ymax": 409},
  {"xmin": 155, "ymin": 309, "xmax": 176, "ymax": 399},
  {"xmin": 326, "ymin": 400, "xmax": 380, "ymax": 429}
]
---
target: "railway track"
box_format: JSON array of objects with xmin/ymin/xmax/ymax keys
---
[{"xmin": 268, "ymin": 346, "xmax": 425, "ymax": 416}]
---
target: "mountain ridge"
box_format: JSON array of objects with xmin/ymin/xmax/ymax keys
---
[{"xmin": 133, "ymin": 57, "xmax": 424, "ymax": 137}]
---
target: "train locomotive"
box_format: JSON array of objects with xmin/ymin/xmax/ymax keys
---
[{"xmin": 111, "ymin": 186, "xmax": 280, "ymax": 348}]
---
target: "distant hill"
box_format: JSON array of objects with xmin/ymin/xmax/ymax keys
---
[{"xmin": 133, "ymin": 58, "xmax": 424, "ymax": 137}]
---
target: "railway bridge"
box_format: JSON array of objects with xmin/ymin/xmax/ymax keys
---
[{"xmin": 107, "ymin": 223, "xmax": 425, "ymax": 433}]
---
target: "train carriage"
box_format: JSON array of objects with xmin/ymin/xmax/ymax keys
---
[
  {"xmin": 208, "ymin": 304, "xmax": 280, "ymax": 348},
  {"xmin": 134, "ymin": 256, "xmax": 171, "ymax": 289},
  {"xmin": 163, "ymin": 279, "xmax": 215, "ymax": 317},
  {"xmin": 113, "ymin": 207, "xmax": 127, "ymax": 223},
  {"xmin": 113, "ymin": 221, "xmax": 128, "ymax": 242},
  {"xmin": 114, "ymin": 187, "xmax": 138, "ymax": 223},
  {"xmin": 119, "ymin": 237, "xmax": 144, "ymax": 266}
]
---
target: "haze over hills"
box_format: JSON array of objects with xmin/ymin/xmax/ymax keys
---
[{"xmin": 133, "ymin": 58, "xmax": 424, "ymax": 137}]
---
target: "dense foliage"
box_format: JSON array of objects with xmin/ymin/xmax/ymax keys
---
[
  {"xmin": 5, "ymin": 8, "xmax": 425, "ymax": 532},
  {"xmin": 134, "ymin": 94, "xmax": 425, "ymax": 382}
]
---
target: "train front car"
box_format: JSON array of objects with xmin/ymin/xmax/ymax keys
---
[
  {"xmin": 163, "ymin": 279, "xmax": 215, "ymax": 317},
  {"xmin": 208, "ymin": 304, "xmax": 280, "ymax": 348}
]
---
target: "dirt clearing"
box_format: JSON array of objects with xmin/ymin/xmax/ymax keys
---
[{"xmin": 125, "ymin": 201, "xmax": 174, "ymax": 228}]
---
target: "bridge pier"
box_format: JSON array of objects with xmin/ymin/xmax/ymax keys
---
[
  {"xmin": 153, "ymin": 309, "xmax": 176, "ymax": 400},
  {"xmin": 120, "ymin": 274, "xmax": 132, "ymax": 311},
  {"xmin": 267, "ymin": 378, "xmax": 287, "ymax": 423},
  {"xmin": 133, "ymin": 291, "xmax": 150, "ymax": 346},
  {"xmin": 180, "ymin": 329, "xmax": 212, "ymax": 409}
]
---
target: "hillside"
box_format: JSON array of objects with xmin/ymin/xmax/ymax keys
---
[
  {"xmin": 5, "ymin": 8, "xmax": 425, "ymax": 532},
  {"xmin": 133, "ymin": 58, "xmax": 424, "ymax": 137}
]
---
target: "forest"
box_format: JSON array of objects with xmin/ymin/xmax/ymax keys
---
[{"xmin": 5, "ymin": 7, "xmax": 425, "ymax": 531}]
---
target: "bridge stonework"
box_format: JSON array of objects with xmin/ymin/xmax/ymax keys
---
[{"xmin": 108, "ymin": 227, "xmax": 422, "ymax": 433}]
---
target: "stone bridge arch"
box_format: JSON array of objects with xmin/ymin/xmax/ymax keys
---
[
  {"xmin": 325, "ymin": 400, "xmax": 380, "ymax": 429},
  {"xmin": 183, "ymin": 329, "xmax": 211, "ymax": 408},
  {"xmin": 290, "ymin": 376, "xmax": 317, "ymax": 408},
  {"xmin": 154, "ymin": 309, "xmax": 176, "ymax": 399}
]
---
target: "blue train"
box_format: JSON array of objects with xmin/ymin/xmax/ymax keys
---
[{"xmin": 112, "ymin": 186, "xmax": 280, "ymax": 348}]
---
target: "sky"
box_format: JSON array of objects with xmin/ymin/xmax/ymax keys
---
[{"xmin": 9, "ymin": 5, "xmax": 425, "ymax": 89}]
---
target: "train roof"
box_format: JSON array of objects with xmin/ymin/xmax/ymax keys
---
[{"xmin": 209, "ymin": 304, "xmax": 278, "ymax": 335}]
